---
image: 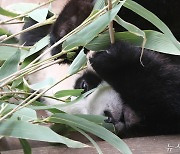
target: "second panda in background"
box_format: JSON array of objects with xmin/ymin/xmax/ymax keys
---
[{"xmin": 21, "ymin": 0, "xmax": 180, "ymax": 138}]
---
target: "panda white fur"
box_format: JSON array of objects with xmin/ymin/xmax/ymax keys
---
[
  {"xmin": 27, "ymin": 52, "xmax": 122, "ymax": 116},
  {"xmin": 21, "ymin": 0, "xmax": 180, "ymax": 137}
]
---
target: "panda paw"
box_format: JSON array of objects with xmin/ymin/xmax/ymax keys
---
[
  {"xmin": 89, "ymin": 50, "xmax": 107, "ymax": 70},
  {"xmin": 89, "ymin": 49, "xmax": 116, "ymax": 77}
]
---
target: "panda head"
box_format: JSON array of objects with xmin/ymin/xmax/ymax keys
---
[
  {"xmin": 23, "ymin": 0, "xmax": 140, "ymax": 134},
  {"xmin": 27, "ymin": 51, "xmax": 140, "ymax": 133}
]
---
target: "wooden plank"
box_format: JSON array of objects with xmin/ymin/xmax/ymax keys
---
[{"xmin": 1, "ymin": 135, "xmax": 180, "ymax": 154}]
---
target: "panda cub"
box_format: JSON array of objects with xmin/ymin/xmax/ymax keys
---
[{"xmin": 21, "ymin": 0, "xmax": 180, "ymax": 137}]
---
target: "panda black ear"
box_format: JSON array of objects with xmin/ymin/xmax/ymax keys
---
[
  {"xmin": 50, "ymin": 0, "xmax": 95, "ymax": 56},
  {"xmin": 20, "ymin": 17, "xmax": 51, "ymax": 46}
]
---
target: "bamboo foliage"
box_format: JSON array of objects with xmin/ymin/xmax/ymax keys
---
[{"xmin": 0, "ymin": 0, "xmax": 179, "ymax": 153}]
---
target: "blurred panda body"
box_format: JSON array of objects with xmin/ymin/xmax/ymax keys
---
[{"xmin": 21, "ymin": 0, "xmax": 180, "ymax": 137}]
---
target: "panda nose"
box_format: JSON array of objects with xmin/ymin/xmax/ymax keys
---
[
  {"xmin": 104, "ymin": 110, "xmax": 116, "ymax": 124},
  {"xmin": 104, "ymin": 110, "xmax": 125, "ymax": 125}
]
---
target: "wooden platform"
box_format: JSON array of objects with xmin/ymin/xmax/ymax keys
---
[{"xmin": 1, "ymin": 135, "xmax": 180, "ymax": 154}]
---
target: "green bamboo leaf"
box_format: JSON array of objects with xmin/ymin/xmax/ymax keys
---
[
  {"xmin": 55, "ymin": 89, "xmax": 84, "ymax": 98},
  {"xmin": 8, "ymin": 3, "xmax": 39, "ymax": 14},
  {"xmin": 28, "ymin": 8, "xmax": 49, "ymax": 23},
  {"xmin": 0, "ymin": 28, "xmax": 18, "ymax": 44},
  {"xmin": 48, "ymin": 113, "xmax": 132, "ymax": 154},
  {"xmin": 0, "ymin": 7, "xmax": 19, "ymax": 17},
  {"xmin": 72, "ymin": 126, "xmax": 103, "ymax": 154},
  {"xmin": 54, "ymin": 89, "xmax": 96, "ymax": 111},
  {"xmin": 0, "ymin": 46, "xmax": 28, "ymax": 61},
  {"xmin": 63, "ymin": 2, "xmax": 126, "ymax": 51},
  {"xmin": 0, "ymin": 119, "xmax": 88, "ymax": 148},
  {"xmin": 68, "ymin": 48, "xmax": 87, "ymax": 75},
  {"xmin": 115, "ymin": 15, "xmax": 145, "ymax": 39},
  {"xmin": 30, "ymin": 89, "xmax": 96, "ymax": 110},
  {"xmin": 12, "ymin": 78, "xmax": 23, "ymax": 88},
  {"xmin": 86, "ymin": 31, "xmax": 180, "ymax": 55},
  {"xmin": 0, "ymin": 102, "xmax": 37, "ymax": 121},
  {"xmin": 76, "ymin": 114, "xmax": 115, "ymax": 132},
  {"xmin": 0, "ymin": 50, "xmax": 20, "ymax": 80},
  {"xmin": 0, "ymin": 46, "xmax": 18, "ymax": 60},
  {"xmin": 19, "ymin": 139, "xmax": 32, "ymax": 154},
  {"xmin": 140, "ymin": 31, "xmax": 179, "ymax": 55},
  {"xmin": 0, "ymin": 28, "xmax": 12, "ymax": 36},
  {"xmin": 26, "ymin": 77, "xmax": 56, "ymax": 90},
  {"xmin": 76, "ymin": 114, "xmax": 108, "ymax": 124},
  {"xmin": 124, "ymin": 0, "xmax": 180, "ymax": 51},
  {"xmin": 93, "ymin": 0, "xmax": 105, "ymax": 10},
  {"xmin": 25, "ymin": 35, "xmax": 50, "ymax": 59}
]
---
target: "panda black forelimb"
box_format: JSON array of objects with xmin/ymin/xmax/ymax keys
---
[{"xmin": 90, "ymin": 41, "xmax": 180, "ymax": 135}]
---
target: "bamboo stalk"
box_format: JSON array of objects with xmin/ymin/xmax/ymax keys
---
[
  {"xmin": 108, "ymin": 0, "xmax": 115, "ymax": 44},
  {"xmin": 0, "ymin": 0, "xmax": 119, "ymax": 87},
  {"xmin": 0, "ymin": 0, "xmax": 56, "ymax": 24},
  {"xmin": 0, "ymin": 67, "xmax": 85, "ymax": 121},
  {"xmin": 1, "ymin": 16, "xmax": 56, "ymax": 43}
]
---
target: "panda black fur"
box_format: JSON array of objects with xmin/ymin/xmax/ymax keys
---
[
  {"xmin": 21, "ymin": 0, "xmax": 180, "ymax": 137},
  {"xmin": 90, "ymin": 42, "xmax": 180, "ymax": 136},
  {"xmin": 49, "ymin": 0, "xmax": 180, "ymax": 59}
]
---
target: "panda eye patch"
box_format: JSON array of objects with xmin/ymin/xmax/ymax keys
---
[
  {"xmin": 74, "ymin": 71, "xmax": 102, "ymax": 92},
  {"xmin": 80, "ymin": 80, "xmax": 89, "ymax": 92}
]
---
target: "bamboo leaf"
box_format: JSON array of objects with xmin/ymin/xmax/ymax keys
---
[
  {"xmin": 48, "ymin": 113, "xmax": 132, "ymax": 154},
  {"xmin": 12, "ymin": 78, "xmax": 23, "ymax": 88},
  {"xmin": 63, "ymin": 2, "xmax": 125, "ymax": 51},
  {"xmin": 0, "ymin": 28, "xmax": 18, "ymax": 44},
  {"xmin": 0, "ymin": 119, "xmax": 88, "ymax": 148},
  {"xmin": 76, "ymin": 114, "xmax": 115, "ymax": 132},
  {"xmin": 0, "ymin": 46, "xmax": 28, "ymax": 61},
  {"xmin": 72, "ymin": 126, "xmax": 103, "ymax": 154},
  {"xmin": 94, "ymin": 0, "xmax": 105, "ymax": 10},
  {"xmin": 0, "ymin": 102, "xmax": 37, "ymax": 121},
  {"xmin": 28, "ymin": 8, "xmax": 49, "ymax": 23},
  {"xmin": 68, "ymin": 48, "xmax": 87, "ymax": 75},
  {"xmin": 0, "ymin": 50, "xmax": 20, "ymax": 80},
  {"xmin": 115, "ymin": 15, "xmax": 145, "ymax": 39},
  {"xmin": 8, "ymin": 3, "xmax": 39, "ymax": 14},
  {"xmin": 0, "ymin": 47, "xmax": 18, "ymax": 60},
  {"xmin": 30, "ymin": 89, "xmax": 95, "ymax": 110},
  {"xmin": 26, "ymin": 77, "xmax": 56, "ymax": 90},
  {"xmin": 86, "ymin": 31, "xmax": 180, "ymax": 55},
  {"xmin": 19, "ymin": 139, "xmax": 32, "ymax": 154},
  {"xmin": 24, "ymin": 35, "xmax": 50, "ymax": 59},
  {"xmin": 0, "ymin": 28, "xmax": 12, "ymax": 36},
  {"xmin": 55, "ymin": 89, "xmax": 84, "ymax": 98},
  {"xmin": 124, "ymin": 0, "xmax": 180, "ymax": 51},
  {"xmin": 0, "ymin": 7, "xmax": 19, "ymax": 17}
]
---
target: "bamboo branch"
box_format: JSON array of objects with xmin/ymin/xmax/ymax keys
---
[
  {"xmin": 108, "ymin": 0, "xmax": 115, "ymax": 44},
  {"xmin": 0, "ymin": 90, "xmax": 40, "ymax": 121},
  {"xmin": 0, "ymin": 43, "xmax": 31, "ymax": 49},
  {"xmin": 1, "ymin": 16, "xmax": 56, "ymax": 43},
  {"xmin": 0, "ymin": 91, "xmax": 66, "ymax": 102},
  {"xmin": 0, "ymin": 0, "xmax": 56, "ymax": 24},
  {"xmin": 0, "ymin": 67, "xmax": 85, "ymax": 121},
  {"xmin": 0, "ymin": 0, "xmax": 120, "ymax": 87}
]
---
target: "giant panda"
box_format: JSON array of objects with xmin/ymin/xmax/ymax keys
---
[{"xmin": 21, "ymin": 0, "xmax": 180, "ymax": 137}]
